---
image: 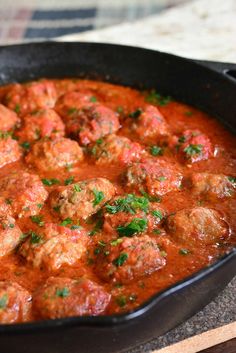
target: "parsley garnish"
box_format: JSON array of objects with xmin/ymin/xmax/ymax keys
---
[
  {"xmin": 89, "ymin": 218, "xmax": 103, "ymax": 236},
  {"xmin": 42, "ymin": 178, "xmax": 60, "ymax": 186},
  {"xmin": 30, "ymin": 232, "xmax": 42, "ymax": 244},
  {"xmin": 64, "ymin": 176, "xmax": 74, "ymax": 185},
  {"xmin": 14, "ymin": 104, "xmax": 21, "ymax": 114},
  {"xmin": 60, "ymin": 218, "xmax": 73, "ymax": 226},
  {"xmin": 74, "ymin": 184, "xmax": 81, "ymax": 192},
  {"xmin": 70, "ymin": 224, "xmax": 80, "ymax": 230},
  {"xmin": 68, "ymin": 107, "xmax": 78, "ymax": 115},
  {"xmin": 20, "ymin": 141, "xmax": 30, "ymax": 150},
  {"xmin": 185, "ymin": 111, "xmax": 193, "ymax": 116},
  {"xmin": 93, "ymin": 189, "xmax": 105, "ymax": 207},
  {"xmin": 90, "ymin": 96, "xmax": 97, "ymax": 102},
  {"xmin": 0, "ymin": 294, "xmax": 8, "ymax": 309},
  {"xmin": 179, "ymin": 248, "xmax": 191, "ymax": 255},
  {"xmin": 158, "ymin": 176, "xmax": 166, "ymax": 182},
  {"xmin": 117, "ymin": 218, "xmax": 147, "ymax": 237},
  {"xmin": 178, "ymin": 136, "xmax": 186, "ymax": 143},
  {"xmin": 150, "ymin": 145, "xmax": 163, "ymax": 156},
  {"xmin": 30, "ymin": 215, "xmax": 44, "ymax": 227},
  {"xmin": 152, "ymin": 210, "xmax": 163, "ymax": 220},
  {"xmin": 56, "ymin": 287, "xmax": 70, "ymax": 298},
  {"xmin": 129, "ymin": 108, "xmax": 142, "ymax": 119},
  {"xmin": 113, "ymin": 253, "xmax": 128, "ymax": 267},
  {"xmin": 228, "ymin": 176, "xmax": 236, "ymax": 184},
  {"xmin": 116, "ymin": 295, "xmax": 127, "ymax": 307},
  {"xmin": 184, "ymin": 144, "xmax": 202, "ymax": 156},
  {"xmin": 106, "ymin": 194, "xmax": 149, "ymax": 215},
  {"xmin": 146, "ymin": 90, "xmax": 171, "ymax": 106}
]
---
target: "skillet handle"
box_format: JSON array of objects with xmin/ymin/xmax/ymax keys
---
[{"xmin": 193, "ymin": 60, "xmax": 236, "ymax": 83}]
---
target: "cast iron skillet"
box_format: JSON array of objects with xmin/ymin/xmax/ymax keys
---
[{"xmin": 0, "ymin": 42, "xmax": 235, "ymax": 353}]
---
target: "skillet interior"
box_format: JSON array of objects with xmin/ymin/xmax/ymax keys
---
[{"xmin": 0, "ymin": 42, "xmax": 235, "ymax": 353}]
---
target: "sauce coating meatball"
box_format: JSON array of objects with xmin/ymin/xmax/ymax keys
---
[
  {"xmin": 0, "ymin": 171, "xmax": 48, "ymax": 218},
  {"xmin": 26, "ymin": 138, "xmax": 83, "ymax": 171},
  {"xmin": 0, "ymin": 281, "xmax": 31, "ymax": 324},
  {"xmin": 0, "ymin": 136, "xmax": 22, "ymax": 168},
  {"xmin": 5, "ymin": 80, "xmax": 57, "ymax": 116},
  {"xmin": 95, "ymin": 235, "xmax": 166, "ymax": 284},
  {"xmin": 126, "ymin": 158, "xmax": 182, "ymax": 196},
  {"xmin": 50, "ymin": 178, "xmax": 116, "ymax": 220},
  {"xmin": 91, "ymin": 134, "xmax": 144, "ymax": 165},
  {"xmin": 33, "ymin": 277, "xmax": 110, "ymax": 319},
  {"xmin": 55, "ymin": 90, "xmax": 97, "ymax": 117},
  {"xmin": 130, "ymin": 105, "xmax": 169, "ymax": 141},
  {"xmin": 0, "ymin": 215, "xmax": 22, "ymax": 258},
  {"xmin": 16, "ymin": 109, "xmax": 65, "ymax": 143},
  {"xmin": 20, "ymin": 223, "xmax": 89, "ymax": 271},
  {"xmin": 0, "ymin": 104, "xmax": 20, "ymax": 131},
  {"xmin": 166, "ymin": 207, "xmax": 229, "ymax": 246},
  {"xmin": 190, "ymin": 173, "xmax": 235, "ymax": 200}
]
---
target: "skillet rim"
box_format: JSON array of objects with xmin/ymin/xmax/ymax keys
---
[{"xmin": 0, "ymin": 41, "xmax": 235, "ymax": 334}]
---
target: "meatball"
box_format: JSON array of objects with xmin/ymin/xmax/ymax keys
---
[
  {"xmin": 95, "ymin": 235, "xmax": 166, "ymax": 284},
  {"xmin": 50, "ymin": 178, "xmax": 116, "ymax": 220},
  {"xmin": 0, "ymin": 171, "xmax": 48, "ymax": 218},
  {"xmin": 0, "ymin": 215, "xmax": 22, "ymax": 258},
  {"xmin": 33, "ymin": 277, "xmax": 110, "ymax": 319},
  {"xmin": 0, "ymin": 197, "xmax": 12, "ymax": 217},
  {"xmin": 166, "ymin": 207, "xmax": 229, "ymax": 246},
  {"xmin": 0, "ymin": 281, "xmax": 31, "ymax": 324},
  {"xmin": 25, "ymin": 138, "xmax": 83, "ymax": 171},
  {"xmin": 172, "ymin": 130, "xmax": 213, "ymax": 163},
  {"xmin": 0, "ymin": 136, "xmax": 22, "ymax": 168},
  {"xmin": 130, "ymin": 105, "xmax": 169, "ymax": 141},
  {"xmin": 5, "ymin": 80, "xmax": 57, "ymax": 116},
  {"xmin": 17, "ymin": 109, "xmax": 65, "ymax": 143},
  {"xmin": 62, "ymin": 104, "xmax": 120, "ymax": 145},
  {"xmin": 91, "ymin": 134, "xmax": 144, "ymax": 165},
  {"xmin": 0, "ymin": 104, "xmax": 20, "ymax": 131},
  {"xmin": 103, "ymin": 194, "xmax": 165, "ymax": 235},
  {"xmin": 126, "ymin": 158, "xmax": 182, "ymax": 196},
  {"xmin": 20, "ymin": 223, "xmax": 89, "ymax": 271},
  {"xmin": 190, "ymin": 173, "xmax": 235, "ymax": 199},
  {"xmin": 55, "ymin": 90, "xmax": 97, "ymax": 117}
]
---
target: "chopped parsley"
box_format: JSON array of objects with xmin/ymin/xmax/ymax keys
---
[
  {"xmin": 158, "ymin": 176, "xmax": 167, "ymax": 182},
  {"xmin": 228, "ymin": 176, "xmax": 236, "ymax": 184},
  {"xmin": 116, "ymin": 295, "xmax": 127, "ymax": 307},
  {"xmin": 0, "ymin": 294, "xmax": 8, "ymax": 309},
  {"xmin": 113, "ymin": 253, "xmax": 128, "ymax": 267},
  {"xmin": 146, "ymin": 90, "xmax": 171, "ymax": 106},
  {"xmin": 14, "ymin": 104, "xmax": 21, "ymax": 114},
  {"xmin": 179, "ymin": 248, "xmax": 191, "ymax": 255},
  {"xmin": 117, "ymin": 218, "xmax": 147, "ymax": 237},
  {"xmin": 70, "ymin": 224, "xmax": 80, "ymax": 230},
  {"xmin": 30, "ymin": 232, "xmax": 42, "ymax": 244},
  {"xmin": 53, "ymin": 205, "xmax": 61, "ymax": 213},
  {"xmin": 152, "ymin": 210, "xmax": 163, "ymax": 220},
  {"xmin": 9, "ymin": 223, "xmax": 15, "ymax": 228},
  {"xmin": 116, "ymin": 106, "xmax": 124, "ymax": 114},
  {"xmin": 90, "ymin": 96, "xmax": 97, "ymax": 102},
  {"xmin": 178, "ymin": 136, "xmax": 186, "ymax": 143},
  {"xmin": 106, "ymin": 194, "xmax": 149, "ymax": 215},
  {"xmin": 64, "ymin": 176, "xmax": 74, "ymax": 185},
  {"xmin": 184, "ymin": 144, "xmax": 203, "ymax": 156},
  {"xmin": 140, "ymin": 190, "xmax": 161, "ymax": 203},
  {"xmin": 42, "ymin": 178, "xmax": 60, "ymax": 186},
  {"xmin": 185, "ymin": 111, "xmax": 193, "ymax": 116},
  {"xmin": 37, "ymin": 204, "xmax": 43, "ymax": 209},
  {"xmin": 60, "ymin": 218, "xmax": 73, "ymax": 226},
  {"xmin": 74, "ymin": 184, "xmax": 81, "ymax": 192},
  {"xmin": 110, "ymin": 238, "xmax": 123, "ymax": 246},
  {"xmin": 96, "ymin": 138, "xmax": 103, "ymax": 145},
  {"xmin": 89, "ymin": 218, "xmax": 103, "ymax": 236},
  {"xmin": 150, "ymin": 145, "xmax": 163, "ymax": 156},
  {"xmin": 56, "ymin": 287, "xmax": 70, "ymax": 298},
  {"xmin": 5, "ymin": 198, "xmax": 12, "ymax": 205},
  {"xmin": 129, "ymin": 108, "xmax": 142, "ymax": 119},
  {"xmin": 20, "ymin": 141, "xmax": 30, "ymax": 150},
  {"xmin": 93, "ymin": 189, "xmax": 105, "ymax": 207},
  {"xmin": 65, "ymin": 163, "xmax": 73, "ymax": 171},
  {"xmin": 68, "ymin": 107, "xmax": 78, "ymax": 115},
  {"xmin": 30, "ymin": 215, "xmax": 44, "ymax": 227}
]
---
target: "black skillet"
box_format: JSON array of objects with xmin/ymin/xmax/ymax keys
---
[{"xmin": 0, "ymin": 42, "xmax": 235, "ymax": 353}]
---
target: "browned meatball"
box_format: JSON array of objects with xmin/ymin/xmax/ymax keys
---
[
  {"xmin": 190, "ymin": 173, "xmax": 235, "ymax": 200},
  {"xmin": 126, "ymin": 158, "xmax": 183, "ymax": 196},
  {"xmin": 0, "ymin": 197, "xmax": 12, "ymax": 217},
  {"xmin": 0, "ymin": 215, "xmax": 22, "ymax": 258},
  {"xmin": 0, "ymin": 281, "xmax": 31, "ymax": 324},
  {"xmin": 91, "ymin": 134, "xmax": 144, "ymax": 165},
  {"xmin": 50, "ymin": 178, "xmax": 116, "ymax": 220},
  {"xmin": 0, "ymin": 171, "xmax": 48, "ymax": 218},
  {"xmin": 16, "ymin": 109, "xmax": 65, "ymax": 143},
  {"xmin": 130, "ymin": 105, "xmax": 169, "ymax": 141},
  {"xmin": 0, "ymin": 104, "xmax": 20, "ymax": 131},
  {"xmin": 103, "ymin": 194, "xmax": 165, "ymax": 236},
  {"xmin": 95, "ymin": 235, "xmax": 166, "ymax": 284},
  {"xmin": 20, "ymin": 223, "xmax": 89, "ymax": 271},
  {"xmin": 33, "ymin": 277, "xmax": 110, "ymax": 319},
  {"xmin": 166, "ymin": 207, "xmax": 229, "ymax": 246},
  {"xmin": 55, "ymin": 90, "xmax": 97, "ymax": 117},
  {"xmin": 26, "ymin": 138, "xmax": 83, "ymax": 171},
  {"xmin": 0, "ymin": 136, "xmax": 22, "ymax": 168},
  {"xmin": 5, "ymin": 80, "xmax": 57, "ymax": 116}
]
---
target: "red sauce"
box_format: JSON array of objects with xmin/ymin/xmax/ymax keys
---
[{"xmin": 0, "ymin": 79, "xmax": 235, "ymax": 323}]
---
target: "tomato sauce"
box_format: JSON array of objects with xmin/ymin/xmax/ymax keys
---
[{"xmin": 0, "ymin": 79, "xmax": 235, "ymax": 323}]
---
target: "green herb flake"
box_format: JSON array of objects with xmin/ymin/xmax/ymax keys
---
[
  {"xmin": 150, "ymin": 145, "xmax": 163, "ymax": 156},
  {"xmin": 146, "ymin": 90, "xmax": 171, "ymax": 106},
  {"xmin": 89, "ymin": 218, "xmax": 103, "ymax": 236},
  {"xmin": 9, "ymin": 223, "xmax": 15, "ymax": 228},
  {"xmin": 185, "ymin": 111, "xmax": 193, "ymax": 117},
  {"xmin": 30, "ymin": 232, "xmax": 42, "ymax": 244},
  {"xmin": 106, "ymin": 194, "xmax": 149, "ymax": 215},
  {"xmin": 68, "ymin": 107, "xmax": 78, "ymax": 115},
  {"xmin": 65, "ymin": 163, "xmax": 73, "ymax": 171},
  {"xmin": 64, "ymin": 176, "xmax": 74, "ymax": 185},
  {"xmin": 37, "ymin": 203, "xmax": 43, "ymax": 209},
  {"xmin": 70, "ymin": 224, "xmax": 80, "ymax": 230},
  {"xmin": 129, "ymin": 108, "xmax": 142, "ymax": 119},
  {"xmin": 140, "ymin": 190, "xmax": 161, "ymax": 203},
  {"xmin": 55, "ymin": 287, "xmax": 70, "ymax": 298},
  {"xmin": 178, "ymin": 136, "xmax": 186, "ymax": 143},
  {"xmin": 14, "ymin": 104, "xmax": 21, "ymax": 114},
  {"xmin": 228, "ymin": 176, "xmax": 236, "ymax": 184},
  {"xmin": 116, "ymin": 295, "xmax": 127, "ymax": 307},
  {"xmin": 153, "ymin": 229, "xmax": 161, "ymax": 235},
  {"xmin": 110, "ymin": 238, "xmax": 123, "ymax": 246},
  {"xmin": 74, "ymin": 184, "xmax": 82, "ymax": 192},
  {"xmin": 0, "ymin": 294, "xmax": 8, "ymax": 309},
  {"xmin": 113, "ymin": 253, "xmax": 128, "ymax": 267},
  {"xmin": 20, "ymin": 141, "xmax": 30, "ymax": 150},
  {"xmin": 90, "ymin": 96, "xmax": 97, "ymax": 103},
  {"xmin": 93, "ymin": 189, "xmax": 105, "ymax": 207},
  {"xmin": 5, "ymin": 198, "xmax": 12, "ymax": 205},
  {"xmin": 30, "ymin": 215, "xmax": 44, "ymax": 227},
  {"xmin": 117, "ymin": 218, "xmax": 147, "ymax": 237},
  {"xmin": 184, "ymin": 144, "xmax": 203, "ymax": 156},
  {"xmin": 96, "ymin": 138, "xmax": 103, "ymax": 145},
  {"xmin": 158, "ymin": 176, "xmax": 167, "ymax": 182},
  {"xmin": 116, "ymin": 106, "xmax": 124, "ymax": 114},
  {"xmin": 60, "ymin": 218, "xmax": 73, "ymax": 226},
  {"xmin": 53, "ymin": 205, "xmax": 61, "ymax": 213},
  {"xmin": 179, "ymin": 248, "xmax": 191, "ymax": 255},
  {"xmin": 42, "ymin": 178, "xmax": 60, "ymax": 186},
  {"xmin": 152, "ymin": 210, "xmax": 163, "ymax": 220}
]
